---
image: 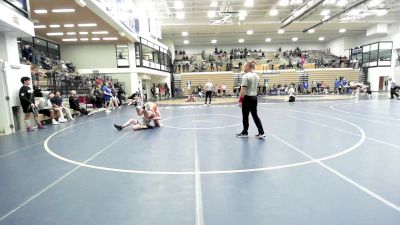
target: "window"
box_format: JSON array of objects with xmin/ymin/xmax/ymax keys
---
[{"xmin": 115, "ymin": 44, "xmax": 130, "ymax": 68}]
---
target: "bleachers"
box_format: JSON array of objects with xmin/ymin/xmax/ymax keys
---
[
  {"xmin": 306, "ymin": 68, "xmax": 360, "ymax": 89},
  {"xmin": 180, "ymin": 72, "xmax": 235, "ymax": 95}
]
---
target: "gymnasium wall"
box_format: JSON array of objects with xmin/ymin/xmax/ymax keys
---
[{"xmin": 60, "ymin": 43, "xmax": 117, "ymax": 69}]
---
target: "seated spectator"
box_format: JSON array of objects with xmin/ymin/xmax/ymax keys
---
[
  {"xmin": 69, "ymin": 90, "xmax": 94, "ymax": 116},
  {"xmin": 51, "ymin": 91, "xmax": 74, "ymax": 120},
  {"xmin": 37, "ymin": 93, "xmax": 61, "ymax": 125},
  {"xmin": 47, "ymin": 93, "xmax": 67, "ymax": 123}
]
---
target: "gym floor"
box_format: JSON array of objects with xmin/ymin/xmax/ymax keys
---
[{"xmin": 0, "ymin": 97, "xmax": 399, "ymax": 225}]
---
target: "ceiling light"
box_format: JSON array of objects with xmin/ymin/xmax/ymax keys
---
[
  {"xmin": 269, "ymin": 9, "xmax": 279, "ymax": 16},
  {"xmin": 62, "ymin": 38, "xmax": 78, "ymax": 42},
  {"xmin": 336, "ymin": 0, "xmax": 348, "ymax": 7},
  {"xmin": 92, "ymin": 31, "xmax": 109, "ymax": 34},
  {"xmin": 368, "ymin": 0, "xmax": 382, "ymax": 7},
  {"xmin": 103, "ymin": 37, "xmax": 118, "ymax": 40},
  {"xmin": 319, "ymin": 37, "xmax": 325, "ymax": 41},
  {"xmin": 92, "ymin": 38, "xmax": 100, "ymax": 41},
  {"xmin": 79, "ymin": 32, "xmax": 88, "ymax": 35},
  {"xmin": 64, "ymin": 24, "xmax": 74, "ymax": 28},
  {"xmin": 320, "ymin": 9, "xmax": 330, "ymax": 16},
  {"xmin": 290, "ymin": 0, "xmax": 303, "ymax": 5},
  {"xmin": 119, "ymin": 31, "xmax": 126, "ymax": 37},
  {"xmin": 211, "ymin": 39, "xmax": 217, "ymax": 43},
  {"xmin": 67, "ymin": 32, "xmax": 76, "ymax": 35},
  {"xmin": 183, "ymin": 40, "xmax": 189, "ymax": 44},
  {"xmin": 244, "ymin": 0, "xmax": 254, "ymax": 7},
  {"xmin": 210, "ymin": 1, "xmax": 218, "ymax": 7},
  {"xmin": 292, "ymin": 37, "xmax": 298, "ymax": 42},
  {"xmin": 323, "ymin": 15, "xmax": 331, "ymax": 20},
  {"xmin": 34, "ymin": 9, "xmax": 48, "ymax": 14},
  {"xmin": 339, "ymin": 28, "xmax": 346, "ymax": 33},
  {"xmin": 238, "ymin": 39, "xmax": 244, "ymax": 43},
  {"xmin": 376, "ymin": 9, "xmax": 388, "ymax": 16},
  {"xmin": 182, "ymin": 31, "xmax": 188, "ymax": 36},
  {"xmin": 78, "ymin": 23, "xmax": 97, "ymax": 27},
  {"xmin": 80, "ymin": 38, "xmax": 89, "ymax": 41},
  {"xmin": 176, "ymin": 11, "xmax": 185, "ymax": 19},
  {"xmin": 51, "ymin": 9, "xmax": 75, "ymax": 13},
  {"xmin": 265, "ymin": 38, "xmax": 272, "ymax": 42},
  {"xmin": 34, "ymin": 25, "xmax": 46, "ymax": 29},
  {"xmin": 247, "ymin": 30, "xmax": 254, "ymax": 35},
  {"xmin": 278, "ymin": 29, "xmax": 285, "ymax": 34},
  {"xmin": 279, "ymin": 0, "xmax": 290, "ymax": 6},
  {"xmin": 47, "ymin": 32, "xmax": 64, "ymax": 36},
  {"xmin": 174, "ymin": 1, "xmax": 184, "ymax": 9},
  {"xmin": 308, "ymin": 29, "xmax": 315, "ymax": 33},
  {"xmin": 49, "ymin": 24, "xmax": 60, "ymax": 28},
  {"xmin": 208, "ymin": 11, "xmax": 216, "ymax": 18}
]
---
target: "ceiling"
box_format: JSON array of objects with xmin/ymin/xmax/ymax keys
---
[
  {"xmin": 30, "ymin": 0, "xmax": 129, "ymax": 44},
  {"xmin": 131, "ymin": 0, "xmax": 400, "ymax": 45}
]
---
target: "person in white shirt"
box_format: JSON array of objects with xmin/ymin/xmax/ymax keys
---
[
  {"xmin": 222, "ymin": 84, "xmax": 227, "ymax": 96},
  {"xmin": 236, "ymin": 61, "xmax": 265, "ymax": 139},
  {"xmin": 204, "ymin": 80, "xmax": 213, "ymax": 105},
  {"xmin": 288, "ymin": 85, "xmax": 296, "ymax": 102}
]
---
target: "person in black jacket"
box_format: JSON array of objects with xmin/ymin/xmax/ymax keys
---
[
  {"xmin": 69, "ymin": 90, "xmax": 94, "ymax": 116},
  {"xmin": 19, "ymin": 77, "xmax": 45, "ymax": 131}
]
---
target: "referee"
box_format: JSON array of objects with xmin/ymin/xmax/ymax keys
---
[{"xmin": 236, "ymin": 61, "xmax": 265, "ymax": 139}]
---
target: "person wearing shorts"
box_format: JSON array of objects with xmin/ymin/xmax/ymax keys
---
[
  {"xmin": 19, "ymin": 77, "xmax": 45, "ymax": 131},
  {"xmin": 37, "ymin": 93, "xmax": 60, "ymax": 125},
  {"xmin": 114, "ymin": 102, "xmax": 161, "ymax": 131}
]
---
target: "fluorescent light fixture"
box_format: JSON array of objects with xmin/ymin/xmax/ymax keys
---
[
  {"xmin": 62, "ymin": 38, "xmax": 78, "ymax": 42},
  {"xmin": 34, "ymin": 25, "xmax": 46, "ymax": 29},
  {"xmin": 323, "ymin": 15, "xmax": 331, "ymax": 20},
  {"xmin": 376, "ymin": 9, "xmax": 388, "ymax": 16},
  {"xmin": 319, "ymin": 37, "xmax": 325, "ymax": 41},
  {"xmin": 174, "ymin": 1, "xmax": 184, "ymax": 9},
  {"xmin": 320, "ymin": 9, "xmax": 330, "ymax": 16},
  {"xmin": 247, "ymin": 30, "xmax": 254, "ymax": 35},
  {"xmin": 47, "ymin": 32, "xmax": 64, "ymax": 36},
  {"xmin": 80, "ymin": 38, "xmax": 89, "ymax": 41},
  {"xmin": 49, "ymin": 24, "xmax": 60, "ymax": 28},
  {"xmin": 368, "ymin": 0, "xmax": 382, "ymax": 7},
  {"xmin": 103, "ymin": 37, "xmax": 118, "ymax": 40},
  {"xmin": 78, "ymin": 23, "xmax": 97, "ymax": 27},
  {"xmin": 270, "ymin": 9, "xmax": 279, "ymax": 16},
  {"xmin": 292, "ymin": 37, "xmax": 298, "ymax": 41},
  {"xmin": 79, "ymin": 32, "xmax": 88, "ymax": 35},
  {"xmin": 265, "ymin": 38, "xmax": 272, "ymax": 42},
  {"xmin": 238, "ymin": 39, "xmax": 244, "ymax": 43},
  {"xmin": 92, "ymin": 31, "xmax": 109, "ymax": 34},
  {"xmin": 308, "ymin": 29, "xmax": 315, "ymax": 33},
  {"xmin": 211, "ymin": 39, "xmax": 217, "ymax": 43},
  {"xmin": 52, "ymin": 9, "xmax": 75, "ymax": 13},
  {"xmin": 182, "ymin": 31, "xmax": 188, "ymax": 36},
  {"xmin": 92, "ymin": 38, "xmax": 100, "ymax": 41},
  {"xmin": 208, "ymin": 11, "xmax": 216, "ymax": 18},
  {"xmin": 64, "ymin": 24, "xmax": 74, "ymax": 28},
  {"xmin": 279, "ymin": 0, "xmax": 290, "ymax": 6},
  {"xmin": 34, "ymin": 9, "xmax": 48, "ymax": 14},
  {"xmin": 210, "ymin": 1, "xmax": 218, "ymax": 7},
  {"xmin": 339, "ymin": 28, "xmax": 346, "ymax": 33},
  {"xmin": 278, "ymin": 29, "xmax": 285, "ymax": 34},
  {"xmin": 336, "ymin": 0, "xmax": 348, "ymax": 7},
  {"xmin": 183, "ymin": 40, "xmax": 189, "ymax": 44},
  {"xmin": 176, "ymin": 11, "xmax": 185, "ymax": 19},
  {"xmin": 67, "ymin": 32, "xmax": 76, "ymax": 35},
  {"xmin": 244, "ymin": 0, "xmax": 254, "ymax": 7}
]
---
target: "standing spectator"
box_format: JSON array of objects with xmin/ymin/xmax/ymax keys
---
[
  {"xmin": 388, "ymin": 77, "xmax": 400, "ymax": 99},
  {"xmin": 102, "ymin": 82, "xmax": 113, "ymax": 113},
  {"xmin": 19, "ymin": 77, "xmax": 46, "ymax": 131}
]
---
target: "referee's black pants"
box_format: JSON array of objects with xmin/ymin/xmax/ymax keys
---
[
  {"xmin": 242, "ymin": 95, "xmax": 264, "ymax": 135},
  {"xmin": 205, "ymin": 91, "xmax": 212, "ymax": 104}
]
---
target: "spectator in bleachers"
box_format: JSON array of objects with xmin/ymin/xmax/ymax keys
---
[{"xmin": 69, "ymin": 90, "xmax": 94, "ymax": 116}]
